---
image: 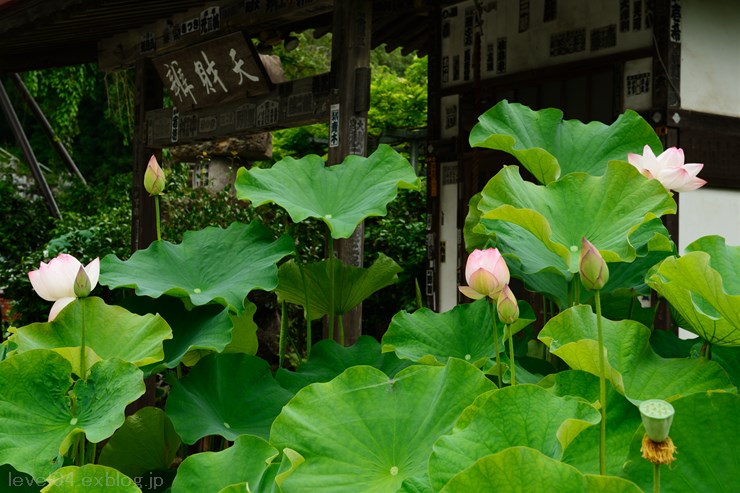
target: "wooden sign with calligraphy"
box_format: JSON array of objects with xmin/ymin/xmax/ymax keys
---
[
  {"xmin": 153, "ymin": 31, "xmax": 270, "ymax": 110},
  {"xmin": 146, "ymin": 73, "xmax": 332, "ymax": 146}
]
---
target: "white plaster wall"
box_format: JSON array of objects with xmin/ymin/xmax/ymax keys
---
[
  {"xmin": 681, "ymin": 0, "xmax": 740, "ymax": 117},
  {"xmin": 678, "ymin": 189, "xmax": 740, "ymax": 252},
  {"xmin": 439, "ymin": 163, "xmax": 460, "ymax": 312}
]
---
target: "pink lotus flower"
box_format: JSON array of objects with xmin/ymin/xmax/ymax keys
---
[
  {"xmin": 28, "ymin": 254, "xmax": 100, "ymax": 321},
  {"xmin": 627, "ymin": 145, "xmax": 706, "ymax": 192},
  {"xmin": 459, "ymin": 248, "xmax": 510, "ymax": 300}
]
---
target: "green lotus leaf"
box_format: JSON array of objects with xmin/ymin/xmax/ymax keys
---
[
  {"xmin": 275, "ymin": 254, "xmax": 402, "ymax": 320},
  {"xmin": 429, "ymin": 384, "xmax": 600, "ymax": 491},
  {"xmin": 100, "ymin": 222, "xmax": 294, "ymax": 314},
  {"xmin": 276, "ymin": 335, "xmax": 411, "ymax": 394},
  {"xmin": 171, "ymin": 435, "xmax": 279, "ymax": 493},
  {"xmin": 382, "ymin": 298, "xmax": 534, "ymax": 367},
  {"xmin": 438, "ymin": 447, "xmax": 642, "ymax": 492},
  {"xmin": 270, "ymin": 359, "xmax": 495, "ymax": 492},
  {"xmin": 469, "ymin": 100, "xmax": 661, "ymax": 184},
  {"xmin": 538, "ymin": 305, "xmax": 735, "ymax": 403},
  {"xmin": 235, "ymin": 144, "xmax": 420, "ymax": 239},
  {"xmin": 541, "ymin": 370, "xmax": 643, "ymax": 475},
  {"xmin": 647, "ymin": 235, "xmax": 740, "ymax": 346},
  {"xmin": 43, "ymin": 465, "xmax": 142, "ymax": 492},
  {"xmin": 0, "ymin": 350, "xmax": 144, "ymax": 479},
  {"xmin": 604, "ymin": 217, "xmax": 676, "ymax": 294},
  {"xmin": 475, "ymin": 163, "xmax": 674, "ymax": 274},
  {"xmin": 622, "ymin": 391, "xmax": 740, "ymax": 491},
  {"xmin": 122, "ymin": 296, "xmax": 240, "ymax": 371},
  {"xmin": 166, "ymin": 353, "xmax": 293, "ymax": 444},
  {"xmin": 9, "ymin": 297, "xmax": 171, "ymax": 369},
  {"xmin": 98, "ymin": 407, "xmax": 180, "ymax": 479}
]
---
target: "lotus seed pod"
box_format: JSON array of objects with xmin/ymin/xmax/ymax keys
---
[{"xmin": 639, "ymin": 399, "xmax": 675, "ymax": 442}]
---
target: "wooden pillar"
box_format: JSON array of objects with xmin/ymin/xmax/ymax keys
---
[
  {"xmin": 127, "ymin": 58, "xmax": 162, "ymax": 414},
  {"xmin": 131, "ymin": 58, "xmax": 162, "ymax": 252},
  {"xmin": 327, "ymin": 0, "xmax": 372, "ymax": 345}
]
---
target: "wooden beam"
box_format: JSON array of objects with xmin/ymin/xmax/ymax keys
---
[
  {"xmin": 98, "ymin": 0, "xmax": 333, "ymax": 71},
  {"xmin": 326, "ymin": 0, "xmax": 372, "ymax": 345}
]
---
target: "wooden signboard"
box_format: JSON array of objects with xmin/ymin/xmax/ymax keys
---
[
  {"xmin": 153, "ymin": 31, "xmax": 270, "ymax": 110},
  {"xmin": 146, "ymin": 73, "xmax": 332, "ymax": 146}
]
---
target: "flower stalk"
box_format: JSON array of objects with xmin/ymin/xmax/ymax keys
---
[{"xmin": 579, "ymin": 237, "xmax": 609, "ymax": 475}]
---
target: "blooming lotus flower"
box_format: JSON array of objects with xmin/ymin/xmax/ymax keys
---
[
  {"xmin": 579, "ymin": 238, "xmax": 609, "ymax": 291},
  {"xmin": 497, "ymin": 284, "xmax": 519, "ymax": 324},
  {"xmin": 28, "ymin": 254, "xmax": 100, "ymax": 321},
  {"xmin": 143, "ymin": 155, "xmax": 165, "ymax": 195},
  {"xmin": 627, "ymin": 145, "xmax": 706, "ymax": 192},
  {"xmin": 459, "ymin": 248, "xmax": 510, "ymax": 300}
]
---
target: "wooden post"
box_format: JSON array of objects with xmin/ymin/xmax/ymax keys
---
[
  {"xmin": 127, "ymin": 58, "xmax": 162, "ymax": 415},
  {"xmin": 131, "ymin": 58, "xmax": 163, "ymax": 252},
  {"xmin": 327, "ymin": 0, "xmax": 372, "ymax": 345}
]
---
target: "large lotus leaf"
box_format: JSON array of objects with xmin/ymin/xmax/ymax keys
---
[
  {"xmin": 9, "ymin": 297, "xmax": 171, "ymax": 369},
  {"xmin": 122, "ymin": 296, "xmax": 239, "ymax": 371},
  {"xmin": 235, "ymin": 144, "xmax": 420, "ymax": 239},
  {"xmin": 42, "ymin": 465, "xmax": 142, "ymax": 492},
  {"xmin": 171, "ymin": 435, "xmax": 278, "ymax": 493},
  {"xmin": 474, "ymin": 163, "xmax": 675, "ymax": 277},
  {"xmin": 541, "ymin": 370, "xmax": 643, "ymax": 475},
  {"xmin": 604, "ymin": 217, "xmax": 676, "ymax": 294},
  {"xmin": 382, "ymin": 298, "xmax": 534, "ymax": 367},
  {"xmin": 429, "ymin": 384, "xmax": 600, "ymax": 491},
  {"xmin": 98, "ymin": 407, "xmax": 180, "ymax": 479},
  {"xmin": 270, "ymin": 359, "xmax": 495, "ymax": 492},
  {"xmin": 0, "ymin": 350, "xmax": 144, "ymax": 479},
  {"xmin": 538, "ymin": 305, "xmax": 735, "ymax": 403},
  {"xmin": 275, "ymin": 254, "xmax": 401, "ymax": 320},
  {"xmin": 165, "ymin": 353, "xmax": 293, "ymax": 444},
  {"xmin": 469, "ymin": 100, "xmax": 662, "ymax": 184},
  {"xmin": 622, "ymin": 391, "xmax": 740, "ymax": 491},
  {"xmin": 438, "ymin": 447, "xmax": 642, "ymax": 493},
  {"xmin": 647, "ymin": 235, "xmax": 740, "ymax": 346},
  {"xmin": 276, "ymin": 335, "xmax": 411, "ymax": 394},
  {"xmin": 100, "ymin": 222, "xmax": 294, "ymax": 314}
]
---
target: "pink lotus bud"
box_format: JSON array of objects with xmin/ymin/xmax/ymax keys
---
[
  {"xmin": 28, "ymin": 254, "xmax": 100, "ymax": 321},
  {"xmin": 143, "ymin": 155, "xmax": 165, "ymax": 196},
  {"xmin": 496, "ymin": 284, "xmax": 519, "ymax": 324},
  {"xmin": 579, "ymin": 238, "xmax": 609, "ymax": 291},
  {"xmin": 627, "ymin": 145, "xmax": 706, "ymax": 193},
  {"xmin": 459, "ymin": 248, "xmax": 510, "ymax": 300}
]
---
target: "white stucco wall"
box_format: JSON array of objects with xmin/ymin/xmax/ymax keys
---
[
  {"xmin": 439, "ymin": 162, "xmax": 460, "ymax": 313},
  {"xmin": 681, "ymin": 0, "xmax": 740, "ymax": 117}
]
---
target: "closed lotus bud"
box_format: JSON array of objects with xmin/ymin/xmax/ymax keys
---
[
  {"xmin": 458, "ymin": 248, "xmax": 510, "ymax": 300},
  {"xmin": 579, "ymin": 238, "xmax": 609, "ymax": 291},
  {"xmin": 497, "ymin": 284, "xmax": 519, "ymax": 324},
  {"xmin": 143, "ymin": 155, "xmax": 165, "ymax": 196},
  {"xmin": 73, "ymin": 265, "xmax": 92, "ymax": 298}
]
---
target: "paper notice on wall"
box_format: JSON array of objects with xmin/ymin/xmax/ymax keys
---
[{"xmin": 623, "ymin": 57, "xmax": 653, "ymax": 111}]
